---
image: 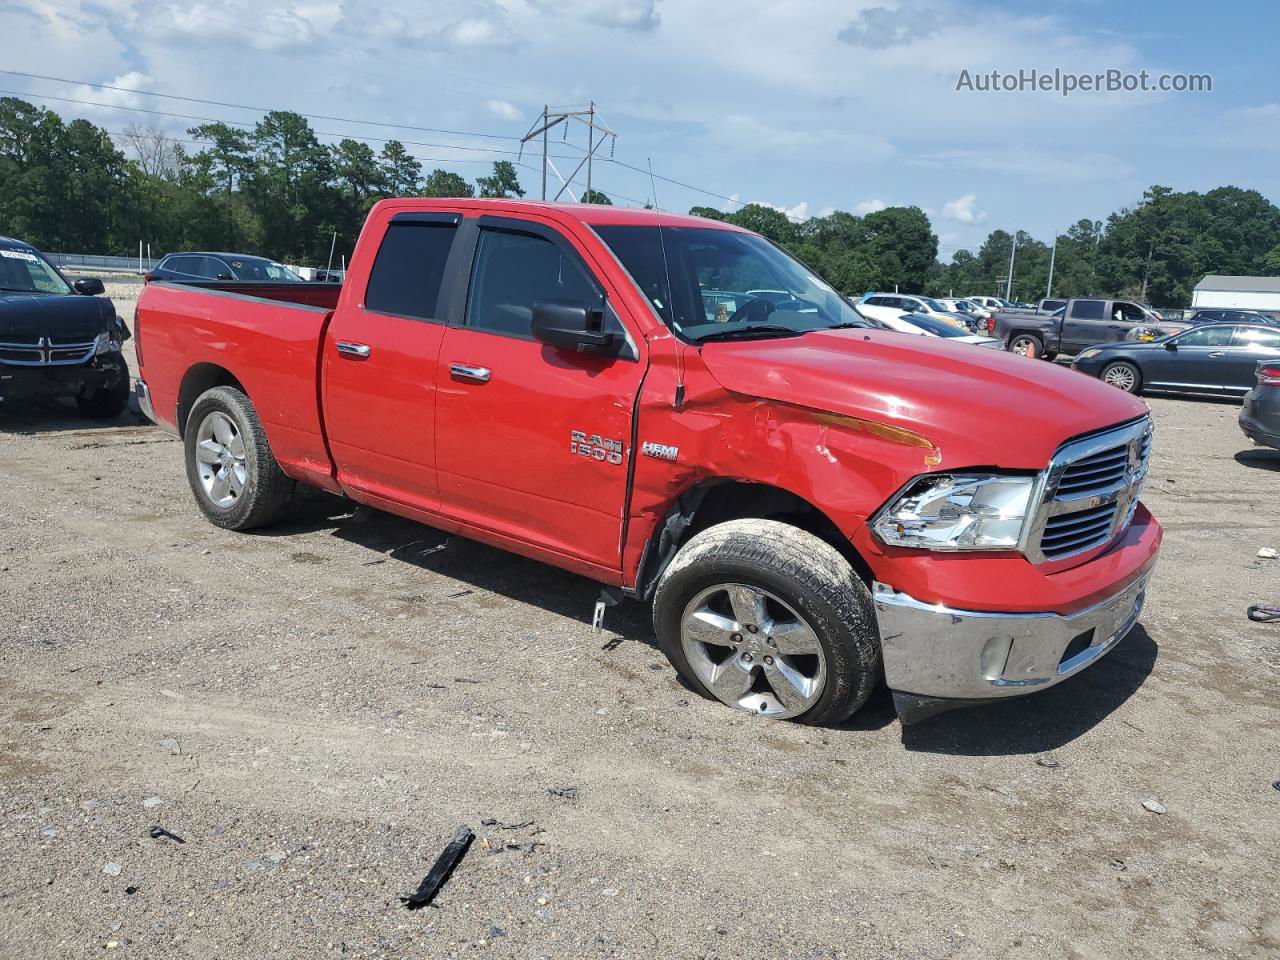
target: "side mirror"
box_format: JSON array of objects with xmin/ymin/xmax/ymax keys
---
[
  {"xmin": 74, "ymin": 277, "xmax": 105, "ymax": 296},
  {"xmin": 532, "ymin": 300, "xmax": 617, "ymax": 353},
  {"xmin": 1164, "ymin": 340, "xmax": 1177, "ymax": 350}
]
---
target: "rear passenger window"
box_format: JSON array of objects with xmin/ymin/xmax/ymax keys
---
[
  {"xmin": 365, "ymin": 221, "xmax": 458, "ymax": 320},
  {"xmin": 1233, "ymin": 327, "xmax": 1280, "ymax": 349},
  {"xmin": 1070, "ymin": 299, "xmax": 1105, "ymax": 320},
  {"xmin": 465, "ymin": 228, "xmax": 601, "ymax": 338}
]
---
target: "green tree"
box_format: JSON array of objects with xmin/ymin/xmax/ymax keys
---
[
  {"xmin": 723, "ymin": 203, "xmax": 795, "ymax": 245},
  {"xmin": 379, "ymin": 141, "xmax": 421, "ymax": 196},
  {"xmin": 243, "ymin": 111, "xmax": 336, "ymax": 261},
  {"xmin": 580, "ymin": 188, "xmax": 612, "ymax": 205},
  {"xmin": 422, "ymin": 169, "xmax": 474, "ymax": 198},
  {"xmin": 475, "ymin": 160, "xmax": 524, "ymax": 198}
]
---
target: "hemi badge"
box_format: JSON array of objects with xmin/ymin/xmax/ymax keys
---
[{"xmin": 641, "ymin": 441, "xmax": 679, "ymax": 462}]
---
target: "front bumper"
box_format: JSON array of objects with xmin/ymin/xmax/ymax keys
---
[
  {"xmin": 0, "ymin": 357, "xmax": 123, "ymax": 401},
  {"xmin": 873, "ymin": 568, "xmax": 1151, "ymax": 701}
]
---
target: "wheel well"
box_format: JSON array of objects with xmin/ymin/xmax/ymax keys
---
[
  {"xmin": 176, "ymin": 364, "xmax": 244, "ymax": 437},
  {"xmin": 634, "ymin": 480, "xmax": 874, "ymax": 599}
]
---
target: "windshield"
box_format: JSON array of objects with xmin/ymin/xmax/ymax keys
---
[
  {"xmin": 593, "ymin": 225, "xmax": 875, "ymax": 341},
  {"xmin": 903, "ymin": 313, "xmax": 968, "ymax": 338},
  {"xmin": 921, "ymin": 297, "xmax": 948, "ymax": 312},
  {"xmin": 0, "ymin": 248, "xmax": 73, "ymax": 295}
]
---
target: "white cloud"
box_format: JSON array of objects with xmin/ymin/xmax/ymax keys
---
[
  {"xmin": 486, "ymin": 99, "xmax": 522, "ymax": 121},
  {"xmin": 839, "ymin": 5, "xmax": 937, "ymax": 48},
  {"xmin": 940, "ymin": 193, "xmax": 987, "ymax": 224},
  {"xmin": 910, "ymin": 150, "xmax": 1134, "ymax": 184},
  {"xmin": 854, "ymin": 198, "xmax": 887, "ymax": 214},
  {"xmin": 68, "ymin": 71, "xmax": 153, "ymax": 116},
  {"xmin": 527, "ymin": 0, "xmax": 658, "ymax": 31},
  {"xmin": 441, "ymin": 15, "xmax": 514, "ymax": 47}
]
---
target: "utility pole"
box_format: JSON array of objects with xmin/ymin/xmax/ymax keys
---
[
  {"xmin": 519, "ymin": 103, "xmax": 616, "ymax": 203},
  {"xmin": 1005, "ymin": 234, "xmax": 1018, "ymax": 301},
  {"xmin": 1045, "ymin": 234, "xmax": 1057, "ymax": 300}
]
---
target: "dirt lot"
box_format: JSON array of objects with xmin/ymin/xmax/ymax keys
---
[{"xmin": 1, "ymin": 292, "xmax": 1277, "ymax": 958}]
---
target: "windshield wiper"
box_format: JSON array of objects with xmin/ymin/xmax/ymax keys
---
[
  {"xmin": 0, "ymin": 286, "xmax": 41, "ymax": 293},
  {"xmin": 696, "ymin": 324, "xmax": 804, "ymax": 343}
]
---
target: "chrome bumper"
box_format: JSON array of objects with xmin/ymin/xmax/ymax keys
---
[
  {"xmin": 872, "ymin": 573, "xmax": 1150, "ymax": 700},
  {"xmin": 134, "ymin": 378, "xmax": 156, "ymax": 423}
]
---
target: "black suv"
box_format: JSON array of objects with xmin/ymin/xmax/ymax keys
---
[
  {"xmin": 147, "ymin": 252, "xmax": 305, "ymax": 283},
  {"xmin": 1188, "ymin": 308, "xmax": 1278, "ymax": 327},
  {"xmin": 0, "ymin": 237, "xmax": 131, "ymax": 418}
]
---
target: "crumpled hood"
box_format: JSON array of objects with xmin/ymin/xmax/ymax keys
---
[
  {"xmin": 0, "ymin": 292, "xmax": 116, "ymax": 342},
  {"xmin": 698, "ymin": 328, "xmax": 1149, "ymax": 468}
]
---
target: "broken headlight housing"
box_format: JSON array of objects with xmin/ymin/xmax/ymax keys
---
[
  {"xmin": 872, "ymin": 473, "xmax": 1036, "ymax": 551},
  {"xmin": 94, "ymin": 330, "xmax": 121, "ymax": 355}
]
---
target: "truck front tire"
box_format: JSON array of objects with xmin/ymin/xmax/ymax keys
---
[
  {"xmin": 652, "ymin": 519, "xmax": 881, "ymax": 725},
  {"xmin": 183, "ymin": 386, "xmax": 294, "ymax": 530}
]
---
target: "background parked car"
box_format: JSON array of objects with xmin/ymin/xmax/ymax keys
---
[
  {"xmin": 966, "ymin": 295, "xmax": 1006, "ymax": 313},
  {"xmin": 899, "ymin": 312, "xmax": 1003, "ymax": 348},
  {"xmin": 147, "ymin": 252, "xmax": 307, "ymax": 283},
  {"xmin": 1188, "ymin": 308, "xmax": 1279, "ymax": 327},
  {"xmin": 0, "ymin": 235, "xmax": 131, "ymax": 417},
  {"xmin": 1240, "ymin": 360, "xmax": 1280, "ymax": 449},
  {"xmin": 858, "ymin": 293, "xmax": 973, "ymax": 330},
  {"xmin": 1072, "ymin": 323, "xmax": 1280, "ymax": 396}
]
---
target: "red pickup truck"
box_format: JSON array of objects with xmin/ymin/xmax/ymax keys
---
[{"xmin": 135, "ymin": 199, "xmax": 1161, "ymax": 725}]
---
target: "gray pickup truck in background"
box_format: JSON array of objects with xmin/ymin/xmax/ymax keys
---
[{"xmin": 995, "ymin": 297, "xmax": 1188, "ymax": 359}]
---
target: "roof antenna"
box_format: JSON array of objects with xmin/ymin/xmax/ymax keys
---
[{"xmin": 649, "ymin": 158, "xmax": 684, "ymax": 410}]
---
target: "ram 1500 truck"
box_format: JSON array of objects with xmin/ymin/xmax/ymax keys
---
[
  {"xmin": 135, "ymin": 199, "xmax": 1162, "ymax": 725},
  {"xmin": 995, "ymin": 297, "xmax": 1187, "ymax": 360}
]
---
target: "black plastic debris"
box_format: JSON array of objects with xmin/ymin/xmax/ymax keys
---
[
  {"xmin": 400, "ymin": 826, "xmax": 474, "ymax": 911},
  {"xmin": 148, "ymin": 826, "xmax": 185, "ymax": 844},
  {"xmin": 548, "ymin": 786, "xmax": 578, "ymax": 800},
  {"xmin": 1035, "ymin": 757, "xmax": 1061, "ymax": 769},
  {"xmin": 125, "ymin": 885, "xmax": 139, "ymax": 895},
  {"xmin": 480, "ymin": 818, "xmax": 534, "ymax": 830},
  {"xmin": 1247, "ymin": 604, "xmax": 1280, "ymax": 623}
]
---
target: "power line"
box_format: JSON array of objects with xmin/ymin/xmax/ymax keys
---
[{"xmin": 0, "ymin": 69, "xmax": 522, "ymax": 141}]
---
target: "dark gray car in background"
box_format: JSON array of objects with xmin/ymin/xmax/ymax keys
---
[
  {"xmin": 1071, "ymin": 323, "xmax": 1280, "ymax": 397},
  {"xmin": 1240, "ymin": 359, "xmax": 1280, "ymax": 449}
]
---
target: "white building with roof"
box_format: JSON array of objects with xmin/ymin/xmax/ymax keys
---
[{"xmin": 1192, "ymin": 275, "xmax": 1280, "ymax": 312}]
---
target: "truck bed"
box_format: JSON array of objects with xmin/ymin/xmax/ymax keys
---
[{"xmin": 136, "ymin": 281, "xmax": 337, "ymax": 489}]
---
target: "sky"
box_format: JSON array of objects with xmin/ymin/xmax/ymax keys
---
[{"xmin": 3, "ymin": 0, "xmax": 1278, "ymax": 261}]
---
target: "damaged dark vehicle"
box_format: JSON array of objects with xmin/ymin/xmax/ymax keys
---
[{"xmin": 0, "ymin": 236, "xmax": 131, "ymax": 418}]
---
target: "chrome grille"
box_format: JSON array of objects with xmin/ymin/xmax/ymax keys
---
[
  {"xmin": 1025, "ymin": 418, "xmax": 1152, "ymax": 564},
  {"xmin": 0, "ymin": 336, "xmax": 98, "ymax": 366}
]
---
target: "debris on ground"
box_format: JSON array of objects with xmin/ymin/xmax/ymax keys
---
[
  {"xmin": 548, "ymin": 786, "xmax": 578, "ymax": 800},
  {"xmin": 159, "ymin": 738, "xmax": 181, "ymax": 755},
  {"xmin": 1141, "ymin": 799, "xmax": 1167, "ymax": 815},
  {"xmin": 102, "ymin": 863, "xmax": 122, "ymax": 877},
  {"xmin": 1035, "ymin": 757, "xmax": 1061, "ymax": 768},
  {"xmin": 399, "ymin": 826, "xmax": 474, "ymax": 911},
  {"xmin": 1257, "ymin": 547, "xmax": 1278, "ymax": 559},
  {"xmin": 1247, "ymin": 604, "xmax": 1280, "ymax": 623},
  {"xmin": 148, "ymin": 826, "xmax": 186, "ymax": 844},
  {"xmin": 480, "ymin": 818, "xmax": 535, "ymax": 830}
]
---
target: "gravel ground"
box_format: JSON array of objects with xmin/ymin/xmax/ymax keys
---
[{"xmin": 0, "ymin": 292, "xmax": 1277, "ymax": 958}]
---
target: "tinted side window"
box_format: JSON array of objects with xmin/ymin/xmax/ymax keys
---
[
  {"xmin": 167, "ymin": 256, "xmax": 197, "ymax": 275},
  {"xmin": 866, "ymin": 296, "xmax": 887, "ymax": 306},
  {"xmin": 1177, "ymin": 326, "xmax": 1233, "ymax": 347},
  {"xmin": 465, "ymin": 228, "xmax": 601, "ymax": 338},
  {"xmin": 365, "ymin": 222, "xmax": 458, "ymax": 320},
  {"xmin": 1232, "ymin": 327, "xmax": 1280, "ymax": 349},
  {"xmin": 1070, "ymin": 299, "xmax": 1105, "ymax": 320}
]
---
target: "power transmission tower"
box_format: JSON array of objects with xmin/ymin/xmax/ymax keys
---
[{"xmin": 520, "ymin": 102, "xmax": 616, "ymax": 202}]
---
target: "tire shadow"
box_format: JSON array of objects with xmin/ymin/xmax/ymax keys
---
[
  {"xmin": 1235, "ymin": 449, "xmax": 1280, "ymax": 472},
  {"xmin": 0, "ymin": 387, "xmax": 149, "ymax": 435},
  {"xmin": 897, "ymin": 625, "xmax": 1158, "ymax": 755}
]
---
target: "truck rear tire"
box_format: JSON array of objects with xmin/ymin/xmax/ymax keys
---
[
  {"xmin": 1008, "ymin": 333, "xmax": 1044, "ymax": 358},
  {"xmin": 652, "ymin": 519, "xmax": 881, "ymax": 725},
  {"xmin": 183, "ymin": 386, "xmax": 294, "ymax": 530},
  {"xmin": 76, "ymin": 356, "xmax": 130, "ymax": 419}
]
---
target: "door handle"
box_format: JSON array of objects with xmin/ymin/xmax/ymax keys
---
[
  {"xmin": 335, "ymin": 341, "xmax": 371, "ymax": 359},
  {"xmin": 1207, "ymin": 351, "xmax": 1225, "ymax": 358},
  {"xmin": 450, "ymin": 363, "xmax": 491, "ymax": 383}
]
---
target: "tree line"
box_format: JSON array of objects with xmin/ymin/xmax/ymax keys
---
[{"xmin": 2, "ymin": 96, "xmax": 1278, "ymax": 306}]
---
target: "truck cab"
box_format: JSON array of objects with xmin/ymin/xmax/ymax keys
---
[
  {"xmin": 998, "ymin": 297, "xmax": 1185, "ymax": 359},
  {"xmin": 135, "ymin": 200, "xmax": 1162, "ymax": 727}
]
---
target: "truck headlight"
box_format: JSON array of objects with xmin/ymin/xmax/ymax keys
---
[
  {"xmin": 872, "ymin": 473, "xmax": 1036, "ymax": 551},
  {"xmin": 94, "ymin": 331, "xmax": 121, "ymax": 355}
]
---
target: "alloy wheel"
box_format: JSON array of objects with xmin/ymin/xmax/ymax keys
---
[
  {"xmin": 194, "ymin": 411, "xmax": 247, "ymax": 508},
  {"xmin": 679, "ymin": 583, "xmax": 827, "ymax": 719}
]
